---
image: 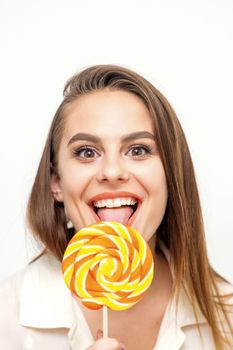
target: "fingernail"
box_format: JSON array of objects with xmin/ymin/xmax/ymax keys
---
[{"xmin": 96, "ymin": 329, "xmax": 103, "ymax": 339}]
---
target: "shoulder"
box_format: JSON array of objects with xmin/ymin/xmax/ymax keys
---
[
  {"xmin": 215, "ymin": 276, "xmax": 233, "ymax": 305},
  {"xmin": 0, "ymin": 268, "xmax": 28, "ymax": 346},
  {"xmin": 0, "ymin": 253, "xmax": 56, "ymax": 343},
  {"xmin": 215, "ymin": 277, "xmax": 233, "ymax": 346},
  {"xmin": 0, "ymin": 267, "xmax": 26, "ymax": 307},
  {"xmin": 0, "ymin": 251, "xmax": 51, "ymax": 299},
  {"xmin": 0, "ymin": 256, "xmax": 73, "ymax": 349},
  {"xmin": 0, "ymin": 268, "xmax": 24, "ymax": 323}
]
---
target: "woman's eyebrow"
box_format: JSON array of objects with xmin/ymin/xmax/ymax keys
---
[
  {"xmin": 67, "ymin": 131, "xmax": 155, "ymax": 146},
  {"xmin": 67, "ymin": 133, "xmax": 99, "ymax": 146},
  {"xmin": 122, "ymin": 131, "xmax": 155, "ymax": 142}
]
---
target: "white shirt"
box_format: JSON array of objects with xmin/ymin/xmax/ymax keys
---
[{"xmin": 0, "ymin": 245, "xmax": 232, "ymax": 350}]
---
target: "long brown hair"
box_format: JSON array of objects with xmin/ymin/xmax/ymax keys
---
[{"xmin": 27, "ymin": 64, "xmax": 233, "ymax": 349}]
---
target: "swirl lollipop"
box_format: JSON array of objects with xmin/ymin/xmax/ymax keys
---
[{"xmin": 62, "ymin": 221, "xmax": 154, "ymax": 335}]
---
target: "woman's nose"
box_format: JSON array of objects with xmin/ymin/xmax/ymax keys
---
[{"xmin": 95, "ymin": 155, "xmax": 129, "ymax": 183}]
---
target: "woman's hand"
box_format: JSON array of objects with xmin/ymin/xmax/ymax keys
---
[{"xmin": 86, "ymin": 329, "xmax": 128, "ymax": 350}]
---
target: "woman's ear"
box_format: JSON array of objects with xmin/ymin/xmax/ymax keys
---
[{"xmin": 50, "ymin": 174, "xmax": 64, "ymax": 202}]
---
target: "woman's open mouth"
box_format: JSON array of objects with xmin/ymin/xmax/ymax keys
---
[{"xmin": 88, "ymin": 196, "xmax": 141, "ymax": 226}]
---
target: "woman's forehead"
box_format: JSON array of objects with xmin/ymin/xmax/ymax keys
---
[{"xmin": 62, "ymin": 89, "xmax": 154, "ymax": 140}]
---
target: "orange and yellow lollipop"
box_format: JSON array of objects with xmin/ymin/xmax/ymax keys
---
[{"xmin": 62, "ymin": 221, "xmax": 154, "ymax": 311}]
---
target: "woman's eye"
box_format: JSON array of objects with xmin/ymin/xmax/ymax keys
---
[
  {"xmin": 127, "ymin": 145, "xmax": 152, "ymax": 157},
  {"xmin": 73, "ymin": 147, "xmax": 99, "ymax": 159}
]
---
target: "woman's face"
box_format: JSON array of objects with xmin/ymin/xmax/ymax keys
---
[{"xmin": 51, "ymin": 89, "xmax": 168, "ymax": 246}]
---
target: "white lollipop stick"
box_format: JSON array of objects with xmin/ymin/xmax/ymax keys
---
[{"xmin": 103, "ymin": 305, "xmax": 108, "ymax": 338}]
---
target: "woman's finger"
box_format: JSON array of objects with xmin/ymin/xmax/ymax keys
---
[
  {"xmin": 86, "ymin": 337, "xmax": 127, "ymax": 350},
  {"xmin": 96, "ymin": 329, "xmax": 103, "ymax": 340}
]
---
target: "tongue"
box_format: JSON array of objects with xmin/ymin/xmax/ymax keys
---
[{"xmin": 97, "ymin": 207, "xmax": 134, "ymax": 225}]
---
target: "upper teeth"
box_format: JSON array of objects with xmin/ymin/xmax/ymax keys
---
[{"xmin": 93, "ymin": 197, "xmax": 137, "ymax": 208}]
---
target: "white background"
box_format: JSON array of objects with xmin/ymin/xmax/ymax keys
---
[{"xmin": 0, "ymin": 0, "xmax": 232, "ymax": 282}]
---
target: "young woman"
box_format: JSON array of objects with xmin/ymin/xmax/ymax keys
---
[{"xmin": 0, "ymin": 65, "xmax": 232, "ymax": 350}]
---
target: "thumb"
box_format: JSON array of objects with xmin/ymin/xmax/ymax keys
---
[{"xmin": 96, "ymin": 329, "xmax": 103, "ymax": 340}]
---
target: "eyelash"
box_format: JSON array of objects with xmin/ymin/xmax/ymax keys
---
[
  {"xmin": 72, "ymin": 146, "xmax": 99, "ymax": 159},
  {"xmin": 72, "ymin": 144, "xmax": 153, "ymax": 160},
  {"xmin": 127, "ymin": 144, "xmax": 153, "ymax": 157}
]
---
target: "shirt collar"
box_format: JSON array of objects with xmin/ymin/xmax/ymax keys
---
[
  {"xmin": 154, "ymin": 241, "xmax": 207, "ymax": 349},
  {"xmin": 19, "ymin": 252, "xmax": 95, "ymax": 349},
  {"xmin": 19, "ymin": 252, "xmax": 74, "ymax": 329},
  {"xmin": 157, "ymin": 240, "xmax": 207, "ymax": 328}
]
